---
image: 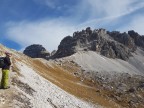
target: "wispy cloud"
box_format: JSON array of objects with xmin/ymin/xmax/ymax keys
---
[
  {"xmin": 5, "ymin": 19, "xmax": 76, "ymax": 51},
  {"xmin": 4, "ymin": 0, "xmax": 144, "ymax": 51},
  {"xmin": 77, "ymin": 0, "xmax": 144, "ymax": 26},
  {"xmin": 118, "ymin": 15, "xmax": 144, "ymax": 35}
]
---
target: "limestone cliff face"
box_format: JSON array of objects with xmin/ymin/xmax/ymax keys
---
[{"xmin": 52, "ymin": 27, "xmax": 144, "ymax": 60}]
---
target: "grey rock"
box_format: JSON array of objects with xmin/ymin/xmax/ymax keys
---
[
  {"xmin": 52, "ymin": 27, "xmax": 138, "ymax": 60},
  {"xmin": 116, "ymin": 83, "xmax": 128, "ymax": 93},
  {"xmin": 108, "ymin": 31, "xmax": 136, "ymax": 52},
  {"xmin": 23, "ymin": 44, "xmax": 50, "ymax": 59},
  {"xmin": 51, "ymin": 50, "xmax": 56, "ymax": 56},
  {"xmin": 128, "ymin": 30, "xmax": 144, "ymax": 49}
]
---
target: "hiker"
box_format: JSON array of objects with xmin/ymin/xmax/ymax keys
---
[{"xmin": 1, "ymin": 52, "xmax": 12, "ymax": 89}]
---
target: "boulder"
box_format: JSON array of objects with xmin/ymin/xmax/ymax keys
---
[{"xmin": 23, "ymin": 44, "xmax": 50, "ymax": 59}]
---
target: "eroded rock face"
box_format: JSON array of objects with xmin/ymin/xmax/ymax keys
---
[
  {"xmin": 52, "ymin": 27, "xmax": 140, "ymax": 60},
  {"xmin": 107, "ymin": 31, "xmax": 136, "ymax": 52},
  {"xmin": 23, "ymin": 44, "xmax": 50, "ymax": 59},
  {"xmin": 51, "ymin": 50, "xmax": 56, "ymax": 56},
  {"xmin": 128, "ymin": 30, "xmax": 144, "ymax": 48}
]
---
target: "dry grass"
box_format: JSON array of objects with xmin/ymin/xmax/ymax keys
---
[{"xmin": 31, "ymin": 59, "xmax": 121, "ymax": 108}]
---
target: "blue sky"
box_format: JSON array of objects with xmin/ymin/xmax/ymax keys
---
[{"xmin": 0, "ymin": 0, "xmax": 144, "ymax": 52}]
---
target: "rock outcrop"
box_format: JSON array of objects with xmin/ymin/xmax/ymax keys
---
[
  {"xmin": 51, "ymin": 50, "xmax": 56, "ymax": 56},
  {"xmin": 128, "ymin": 30, "xmax": 144, "ymax": 48},
  {"xmin": 52, "ymin": 27, "xmax": 141, "ymax": 60},
  {"xmin": 23, "ymin": 44, "xmax": 50, "ymax": 59}
]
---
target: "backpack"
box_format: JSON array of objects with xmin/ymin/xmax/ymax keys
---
[{"xmin": 0, "ymin": 57, "xmax": 5, "ymax": 68}]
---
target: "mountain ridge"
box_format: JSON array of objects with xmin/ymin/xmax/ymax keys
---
[
  {"xmin": 0, "ymin": 27, "xmax": 144, "ymax": 108},
  {"xmin": 51, "ymin": 27, "xmax": 144, "ymax": 60}
]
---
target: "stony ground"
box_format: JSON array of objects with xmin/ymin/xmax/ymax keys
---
[
  {"xmin": 0, "ymin": 45, "xmax": 102, "ymax": 108},
  {"xmin": 0, "ymin": 44, "xmax": 144, "ymax": 108}
]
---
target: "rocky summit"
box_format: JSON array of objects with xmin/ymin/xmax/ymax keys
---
[
  {"xmin": 52, "ymin": 27, "xmax": 144, "ymax": 60},
  {"xmin": 23, "ymin": 44, "xmax": 50, "ymax": 59}
]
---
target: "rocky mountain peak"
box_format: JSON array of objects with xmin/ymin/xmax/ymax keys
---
[
  {"xmin": 128, "ymin": 30, "xmax": 144, "ymax": 48},
  {"xmin": 23, "ymin": 44, "xmax": 50, "ymax": 59},
  {"xmin": 52, "ymin": 27, "xmax": 144, "ymax": 60},
  {"xmin": 0, "ymin": 32, "xmax": 144, "ymax": 108}
]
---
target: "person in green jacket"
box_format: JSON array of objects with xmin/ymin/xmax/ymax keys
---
[{"xmin": 1, "ymin": 52, "xmax": 12, "ymax": 89}]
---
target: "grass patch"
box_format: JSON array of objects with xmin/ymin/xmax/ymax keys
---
[{"xmin": 31, "ymin": 59, "xmax": 121, "ymax": 108}]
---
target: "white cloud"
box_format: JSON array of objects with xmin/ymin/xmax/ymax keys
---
[
  {"xmin": 4, "ymin": 0, "xmax": 144, "ymax": 52},
  {"xmin": 118, "ymin": 15, "xmax": 144, "ymax": 35},
  {"xmin": 5, "ymin": 19, "xmax": 76, "ymax": 52},
  {"xmin": 78, "ymin": 0, "xmax": 144, "ymax": 21}
]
